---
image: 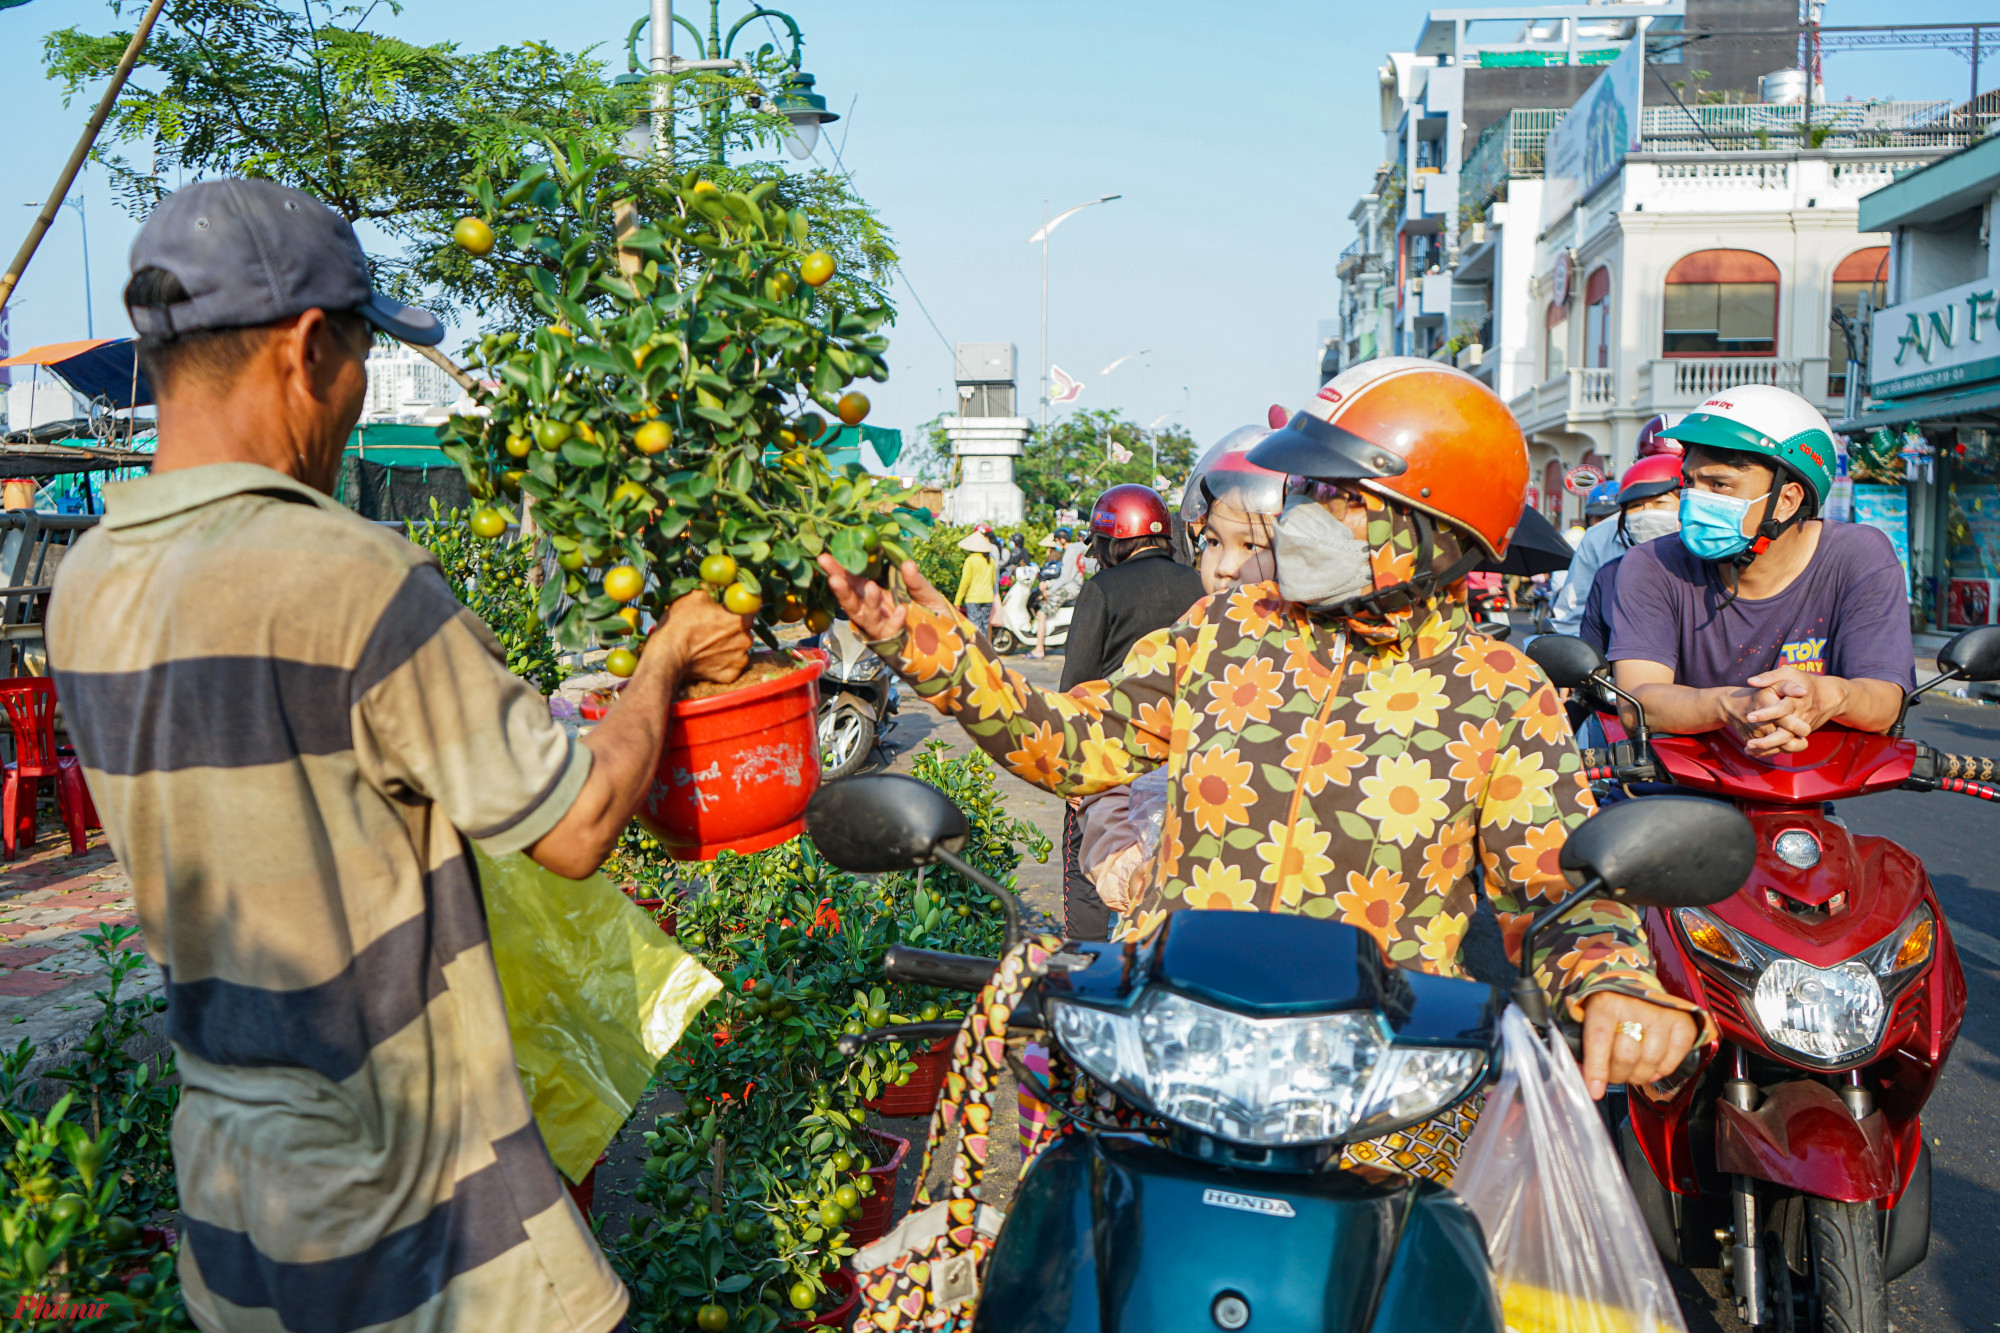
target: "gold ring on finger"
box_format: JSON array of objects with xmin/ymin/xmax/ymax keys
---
[{"xmin": 1616, "ymin": 1020, "xmax": 1646, "ymax": 1044}]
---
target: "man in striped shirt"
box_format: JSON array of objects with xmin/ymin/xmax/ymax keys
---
[{"xmin": 47, "ymin": 180, "xmax": 749, "ymax": 1332}]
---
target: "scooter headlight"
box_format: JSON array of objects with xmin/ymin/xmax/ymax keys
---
[
  {"xmin": 1048, "ymin": 991, "xmax": 1486, "ymax": 1148},
  {"xmin": 1750, "ymin": 959, "xmax": 1886, "ymax": 1063},
  {"xmin": 828, "ymin": 653, "xmax": 885, "ymax": 682}
]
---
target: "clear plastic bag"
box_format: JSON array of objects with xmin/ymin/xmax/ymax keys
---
[
  {"xmin": 1128, "ymin": 766, "xmax": 1170, "ymax": 859},
  {"xmin": 475, "ymin": 849, "xmax": 722, "ymax": 1183},
  {"xmin": 1452, "ymin": 1005, "xmax": 1689, "ymax": 1333}
]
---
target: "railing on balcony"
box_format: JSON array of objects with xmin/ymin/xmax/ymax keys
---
[
  {"xmin": 1664, "ymin": 357, "xmax": 1802, "ymax": 398},
  {"xmin": 1639, "ymin": 100, "xmax": 1995, "ymax": 154},
  {"xmin": 1574, "ymin": 367, "xmax": 1615, "ymax": 409},
  {"xmin": 1461, "ymin": 109, "xmax": 1563, "ymax": 213},
  {"xmin": 1459, "ymin": 100, "xmax": 1992, "ymax": 213}
]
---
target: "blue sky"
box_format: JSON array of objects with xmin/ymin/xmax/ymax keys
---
[{"xmin": 0, "ymin": 0, "xmax": 1988, "ymax": 446}]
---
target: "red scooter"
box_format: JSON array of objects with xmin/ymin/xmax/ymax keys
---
[{"xmin": 1528, "ymin": 629, "xmax": 2000, "ymax": 1332}]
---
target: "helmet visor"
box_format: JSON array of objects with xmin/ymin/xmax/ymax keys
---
[{"xmin": 1246, "ymin": 412, "xmax": 1409, "ymax": 484}]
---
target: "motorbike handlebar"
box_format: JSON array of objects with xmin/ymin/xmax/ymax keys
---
[
  {"xmin": 1928, "ymin": 751, "xmax": 2000, "ymax": 802},
  {"xmin": 1576, "ymin": 746, "xmax": 1657, "ymax": 785},
  {"xmin": 883, "ymin": 944, "xmax": 999, "ymax": 993}
]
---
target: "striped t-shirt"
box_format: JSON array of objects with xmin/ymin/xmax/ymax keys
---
[{"xmin": 48, "ymin": 464, "xmax": 626, "ymax": 1333}]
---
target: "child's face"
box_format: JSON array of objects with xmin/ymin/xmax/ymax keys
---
[{"xmin": 1198, "ymin": 501, "xmax": 1275, "ymax": 593}]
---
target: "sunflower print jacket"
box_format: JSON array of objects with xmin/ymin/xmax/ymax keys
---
[{"xmin": 869, "ymin": 584, "xmax": 1703, "ymax": 1026}]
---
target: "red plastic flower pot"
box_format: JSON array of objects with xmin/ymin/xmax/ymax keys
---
[
  {"xmin": 631, "ymin": 896, "xmax": 678, "ymax": 937},
  {"xmin": 637, "ymin": 656, "xmax": 826, "ymax": 861},
  {"xmin": 783, "ymin": 1267, "xmax": 859, "ymax": 1329},
  {"xmin": 845, "ymin": 1128, "xmax": 911, "ymax": 1247},
  {"xmin": 861, "ymin": 1034, "xmax": 955, "ymax": 1118},
  {"xmin": 564, "ymin": 1153, "xmax": 607, "ymax": 1219}
]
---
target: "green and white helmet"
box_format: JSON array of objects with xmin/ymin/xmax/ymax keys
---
[{"xmin": 1656, "ymin": 384, "xmax": 1836, "ymax": 512}]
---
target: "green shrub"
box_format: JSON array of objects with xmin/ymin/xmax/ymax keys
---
[
  {"xmin": 408, "ymin": 498, "xmax": 566, "ymax": 692},
  {"xmin": 607, "ymin": 744, "xmax": 1047, "ymax": 1331},
  {"xmin": 0, "ymin": 927, "xmax": 187, "ymax": 1329}
]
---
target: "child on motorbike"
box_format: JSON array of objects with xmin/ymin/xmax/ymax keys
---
[{"xmin": 822, "ymin": 359, "xmax": 1709, "ymax": 1181}]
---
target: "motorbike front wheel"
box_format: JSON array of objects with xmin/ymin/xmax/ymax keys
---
[
  {"xmin": 1788, "ymin": 1197, "xmax": 1889, "ymax": 1333},
  {"xmin": 989, "ymin": 626, "xmax": 1020, "ymax": 654},
  {"xmin": 818, "ymin": 705, "xmax": 877, "ymax": 780}
]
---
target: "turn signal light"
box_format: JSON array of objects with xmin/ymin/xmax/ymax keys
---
[
  {"xmin": 1892, "ymin": 917, "xmax": 1934, "ymax": 973},
  {"xmin": 1679, "ymin": 909, "xmax": 1743, "ymax": 966}
]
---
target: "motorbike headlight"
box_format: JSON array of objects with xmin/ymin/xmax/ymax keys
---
[
  {"xmin": 829, "ymin": 654, "xmax": 885, "ymax": 682},
  {"xmin": 1048, "ymin": 991, "xmax": 1486, "ymax": 1148},
  {"xmin": 1750, "ymin": 959, "xmax": 1886, "ymax": 1063}
]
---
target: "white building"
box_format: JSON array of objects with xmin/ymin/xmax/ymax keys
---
[
  {"xmin": 1484, "ymin": 99, "xmax": 1975, "ymax": 522},
  {"xmin": 362, "ymin": 344, "xmax": 462, "ymax": 424}
]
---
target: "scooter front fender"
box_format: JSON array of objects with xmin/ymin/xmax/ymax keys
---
[
  {"xmin": 974, "ymin": 1132, "xmax": 1499, "ymax": 1333},
  {"xmin": 1714, "ymin": 1080, "xmax": 1896, "ymax": 1202}
]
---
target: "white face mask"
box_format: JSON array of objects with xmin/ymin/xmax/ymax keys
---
[
  {"xmin": 1273, "ymin": 495, "xmax": 1375, "ymax": 610},
  {"xmin": 1623, "ymin": 506, "xmax": 1680, "ymax": 546}
]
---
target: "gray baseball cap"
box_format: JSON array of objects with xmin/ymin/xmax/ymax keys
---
[{"xmin": 127, "ymin": 178, "xmax": 443, "ymax": 345}]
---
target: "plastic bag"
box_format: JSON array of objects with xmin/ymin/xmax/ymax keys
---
[
  {"xmin": 1452, "ymin": 1005, "xmax": 1688, "ymax": 1333},
  {"xmin": 475, "ymin": 848, "xmax": 721, "ymax": 1183}
]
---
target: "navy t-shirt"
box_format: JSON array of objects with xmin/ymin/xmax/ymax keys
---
[{"xmin": 1608, "ymin": 523, "xmax": 1915, "ymax": 692}]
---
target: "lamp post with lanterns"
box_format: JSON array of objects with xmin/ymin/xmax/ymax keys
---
[{"xmin": 615, "ymin": 0, "xmax": 839, "ymax": 166}]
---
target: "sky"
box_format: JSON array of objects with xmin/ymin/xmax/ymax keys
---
[{"xmin": 0, "ymin": 0, "xmax": 1990, "ymax": 451}]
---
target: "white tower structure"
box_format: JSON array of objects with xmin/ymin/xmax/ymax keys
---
[{"xmin": 943, "ymin": 342, "xmax": 1030, "ymax": 525}]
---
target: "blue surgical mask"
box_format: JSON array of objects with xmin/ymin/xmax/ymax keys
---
[{"xmin": 1679, "ymin": 488, "xmax": 1769, "ymax": 562}]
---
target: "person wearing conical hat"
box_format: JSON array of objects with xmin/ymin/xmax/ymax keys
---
[{"xmin": 953, "ymin": 531, "xmax": 997, "ymax": 637}]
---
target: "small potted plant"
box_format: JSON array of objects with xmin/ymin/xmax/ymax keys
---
[{"xmin": 444, "ymin": 144, "xmax": 924, "ymax": 858}]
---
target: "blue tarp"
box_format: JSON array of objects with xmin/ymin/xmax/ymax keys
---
[{"xmin": 48, "ymin": 339, "xmax": 152, "ymax": 410}]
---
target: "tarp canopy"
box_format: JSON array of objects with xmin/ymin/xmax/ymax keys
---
[
  {"xmin": 0, "ymin": 338, "xmax": 153, "ymax": 410},
  {"xmin": 340, "ymin": 423, "xmax": 466, "ymax": 522}
]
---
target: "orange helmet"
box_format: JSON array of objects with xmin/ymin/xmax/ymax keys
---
[{"xmin": 1246, "ymin": 358, "xmax": 1529, "ymax": 558}]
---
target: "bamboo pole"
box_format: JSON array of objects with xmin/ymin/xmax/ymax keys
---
[{"xmin": 0, "ymin": 0, "xmax": 171, "ymax": 316}]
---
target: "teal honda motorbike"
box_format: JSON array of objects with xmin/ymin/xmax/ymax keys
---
[{"xmin": 807, "ymin": 777, "xmax": 1752, "ymax": 1333}]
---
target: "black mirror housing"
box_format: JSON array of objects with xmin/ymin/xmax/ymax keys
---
[
  {"xmin": 1559, "ymin": 796, "xmax": 1754, "ymax": 910},
  {"xmin": 1939, "ymin": 625, "xmax": 2000, "ymax": 683},
  {"xmin": 806, "ymin": 774, "xmax": 970, "ymax": 874},
  {"xmin": 1526, "ymin": 633, "xmax": 1610, "ymax": 690}
]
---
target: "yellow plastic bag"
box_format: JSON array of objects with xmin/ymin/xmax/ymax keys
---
[{"xmin": 476, "ymin": 849, "xmax": 721, "ymax": 1183}]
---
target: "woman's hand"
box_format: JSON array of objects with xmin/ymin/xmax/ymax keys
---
[
  {"xmin": 1579, "ymin": 991, "xmax": 1700, "ymax": 1100},
  {"xmin": 816, "ymin": 555, "xmax": 953, "ymax": 641}
]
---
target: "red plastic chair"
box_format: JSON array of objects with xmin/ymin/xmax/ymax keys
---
[{"xmin": 0, "ymin": 678, "xmax": 96, "ymax": 859}]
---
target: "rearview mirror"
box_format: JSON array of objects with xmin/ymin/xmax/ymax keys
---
[
  {"xmin": 1526, "ymin": 634, "xmax": 1609, "ymax": 690},
  {"xmin": 1940, "ymin": 625, "xmax": 2000, "ymax": 683},
  {"xmin": 1559, "ymin": 796, "xmax": 1754, "ymax": 910},
  {"xmin": 806, "ymin": 774, "xmax": 969, "ymax": 874}
]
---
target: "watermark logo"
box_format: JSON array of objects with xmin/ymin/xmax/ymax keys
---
[{"xmin": 12, "ymin": 1293, "xmax": 109, "ymax": 1321}]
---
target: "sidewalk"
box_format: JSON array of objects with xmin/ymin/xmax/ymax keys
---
[{"xmin": 0, "ymin": 827, "xmax": 160, "ymax": 1058}]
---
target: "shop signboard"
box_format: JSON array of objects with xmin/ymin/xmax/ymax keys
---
[
  {"xmin": 1869, "ymin": 277, "xmax": 2000, "ymax": 399},
  {"xmin": 1538, "ymin": 31, "xmax": 1647, "ymax": 230},
  {"xmin": 1850, "ymin": 484, "xmax": 1911, "ymax": 590}
]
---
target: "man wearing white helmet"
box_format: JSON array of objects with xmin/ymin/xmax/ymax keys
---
[{"xmin": 1608, "ymin": 385, "xmax": 1914, "ymax": 755}]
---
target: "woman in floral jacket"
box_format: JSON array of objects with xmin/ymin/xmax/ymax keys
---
[{"xmin": 821, "ymin": 360, "xmax": 1709, "ymax": 1180}]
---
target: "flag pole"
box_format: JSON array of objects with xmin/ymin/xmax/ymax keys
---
[{"xmin": 0, "ymin": 0, "xmax": 171, "ymax": 317}]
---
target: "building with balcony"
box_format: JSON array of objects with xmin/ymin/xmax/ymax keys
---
[
  {"xmin": 1837, "ymin": 131, "xmax": 2000, "ymax": 637},
  {"xmin": 1330, "ymin": 0, "xmax": 1798, "ymax": 398},
  {"xmin": 1486, "ymin": 96, "xmax": 1981, "ymax": 525}
]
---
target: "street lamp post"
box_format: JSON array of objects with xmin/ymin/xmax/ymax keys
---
[
  {"xmin": 23, "ymin": 196, "xmax": 91, "ymax": 339},
  {"xmin": 1026, "ymin": 195, "xmax": 1120, "ymax": 438},
  {"xmin": 620, "ymin": 1, "xmax": 839, "ymax": 166}
]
